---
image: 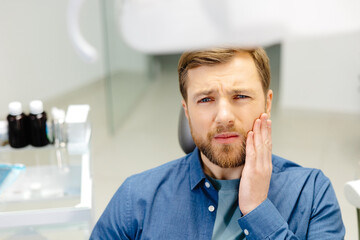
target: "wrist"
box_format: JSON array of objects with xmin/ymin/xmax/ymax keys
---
[{"xmin": 240, "ymin": 200, "xmax": 266, "ymax": 216}]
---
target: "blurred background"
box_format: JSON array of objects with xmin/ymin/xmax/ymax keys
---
[{"xmin": 0, "ymin": 0, "xmax": 359, "ymax": 239}]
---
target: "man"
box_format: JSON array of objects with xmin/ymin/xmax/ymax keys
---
[{"xmin": 90, "ymin": 48, "xmax": 345, "ymax": 239}]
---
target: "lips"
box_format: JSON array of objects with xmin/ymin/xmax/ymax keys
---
[
  {"xmin": 214, "ymin": 132, "xmax": 239, "ymax": 138},
  {"xmin": 213, "ymin": 132, "xmax": 240, "ymax": 144}
]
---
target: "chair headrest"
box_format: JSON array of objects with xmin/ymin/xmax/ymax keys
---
[{"xmin": 178, "ymin": 107, "xmax": 196, "ymax": 154}]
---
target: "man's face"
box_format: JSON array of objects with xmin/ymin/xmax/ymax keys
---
[{"xmin": 182, "ymin": 52, "xmax": 273, "ymax": 168}]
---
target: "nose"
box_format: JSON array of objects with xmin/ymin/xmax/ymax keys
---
[{"xmin": 215, "ymin": 99, "xmax": 235, "ymax": 126}]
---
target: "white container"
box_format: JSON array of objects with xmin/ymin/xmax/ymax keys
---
[
  {"xmin": 65, "ymin": 105, "xmax": 90, "ymax": 154},
  {"xmin": 0, "ymin": 121, "xmax": 8, "ymax": 146}
]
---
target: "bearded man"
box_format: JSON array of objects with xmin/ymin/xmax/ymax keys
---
[{"xmin": 90, "ymin": 48, "xmax": 345, "ymax": 240}]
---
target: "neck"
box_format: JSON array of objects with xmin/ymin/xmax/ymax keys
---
[{"xmin": 200, "ymin": 152, "xmax": 244, "ymax": 180}]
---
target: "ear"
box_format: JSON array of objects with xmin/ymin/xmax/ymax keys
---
[
  {"xmin": 182, "ymin": 99, "xmax": 189, "ymax": 120},
  {"xmin": 266, "ymin": 89, "xmax": 273, "ymax": 118}
]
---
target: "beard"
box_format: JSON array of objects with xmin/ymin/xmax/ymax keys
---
[{"xmin": 189, "ymin": 120, "xmax": 247, "ymax": 168}]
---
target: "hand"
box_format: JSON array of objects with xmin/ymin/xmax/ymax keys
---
[{"xmin": 238, "ymin": 113, "xmax": 272, "ymax": 215}]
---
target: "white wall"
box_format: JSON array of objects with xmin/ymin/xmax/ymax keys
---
[
  {"xmin": 0, "ymin": 0, "xmax": 104, "ymax": 117},
  {"xmin": 280, "ymin": 32, "xmax": 360, "ymax": 113}
]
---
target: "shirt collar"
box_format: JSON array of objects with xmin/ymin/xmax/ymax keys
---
[{"xmin": 189, "ymin": 147, "xmax": 207, "ymax": 190}]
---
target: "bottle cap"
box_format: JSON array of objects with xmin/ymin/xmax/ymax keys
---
[
  {"xmin": 29, "ymin": 100, "xmax": 44, "ymax": 115},
  {"xmin": 8, "ymin": 101, "xmax": 23, "ymax": 116}
]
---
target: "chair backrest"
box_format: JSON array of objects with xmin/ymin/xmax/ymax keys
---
[{"xmin": 178, "ymin": 107, "xmax": 196, "ymax": 154}]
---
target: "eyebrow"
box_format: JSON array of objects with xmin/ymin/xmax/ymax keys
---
[
  {"xmin": 192, "ymin": 88, "xmax": 256, "ymax": 101},
  {"xmin": 230, "ymin": 89, "xmax": 256, "ymax": 95},
  {"xmin": 192, "ymin": 90, "xmax": 216, "ymax": 101}
]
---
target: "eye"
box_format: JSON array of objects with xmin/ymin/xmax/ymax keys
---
[
  {"xmin": 198, "ymin": 97, "xmax": 212, "ymax": 103},
  {"xmin": 234, "ymin": 95, "xmax": 249, "ymax": 99}
]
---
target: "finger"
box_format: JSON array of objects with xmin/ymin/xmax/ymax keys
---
[
  {"xmin": 253, "ymin": 118, "xmax": 264, "ymax": 166},
  {"xmin": 260, "ymin": 114, "xmax": 270, "ymax": 165},
  {"xmin": 253, "ymin": 118, "xmax": 262, "ymax": 149},
  {"xmin": 266, "ymin": 119, "xmax": 272, "ymax": 157},
  {"xmin": 260, "ymin": 113, "xmax": 268, "ymax": 146},
  {"xmin": 245, "ymin": 131, "xmax": 255, "ymax": 168},
  {"xmin": 267, "ymin": 119, "xmax": 272, "ymax": 141}
]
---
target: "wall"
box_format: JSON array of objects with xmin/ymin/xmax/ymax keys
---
[
  {"xmin": 280, "ymin": 32, "xmax": 360, "ymax": 113},
  {"xmin": 0, "ymin": 0, "xmax": 104, "ymax": 117}
]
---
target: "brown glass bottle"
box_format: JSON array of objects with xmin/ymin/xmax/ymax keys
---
[
  {"xmin": 7, "ymin": 102, "xmax": 29, "ymax": 148},
  {"xmin": 29, "ymin": 100, "xmax": 49, "ymax": 147}
]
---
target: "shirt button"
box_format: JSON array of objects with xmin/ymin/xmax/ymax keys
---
[
  {"xmin": 205, "ymin": 181, "xmax": 210, "ymax": 188},
  {"xmin": 208, "ymin": 205, "xmax": 215, "ymax": 212},
  {"xmin": 244, "ymin": 229, "xmax": 249, "ymax": 236}
]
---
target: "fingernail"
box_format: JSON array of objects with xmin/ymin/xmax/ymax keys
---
[{"xmin": 267, "ymin": 119, "xmax": 272, "ymax": 127}]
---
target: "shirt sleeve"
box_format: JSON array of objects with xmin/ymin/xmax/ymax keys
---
[
  {"xmin": 90, "ymin": 178, "xmax": 136, "ymax": 240},
  {"xmin": 306, "ymin": 171, "xmax": 345, "ymax": 239},
  {"xmin": 237, "ymin": 198, "xmax": 300, "ymax": 239},
  {"xmin": 237, "ymin": 171, "xmax": 345, "ymax": 240}
]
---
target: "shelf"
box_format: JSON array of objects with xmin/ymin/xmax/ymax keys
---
[{"xmin": 0, "ymin": 133, "xmax": 92, "ymax": 230}]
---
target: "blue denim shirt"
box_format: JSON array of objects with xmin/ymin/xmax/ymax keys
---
[{"xmin": 90, "ymin": 148, "xmax": 345, "ymax": 239}]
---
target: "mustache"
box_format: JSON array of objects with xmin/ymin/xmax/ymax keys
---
[
  {"xmin": 208, "ymin": 124, "xmax": 247, "ymax": 137},
  {"xmin": 215, "ymin": 125, "xmax": 236, "ymax": 133}
]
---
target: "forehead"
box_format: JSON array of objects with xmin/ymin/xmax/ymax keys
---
[{"xmin": 186, "ymin": 52, "xmax": 262, "ymax": 96}]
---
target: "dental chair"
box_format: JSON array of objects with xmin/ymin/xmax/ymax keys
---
[{"xmin": 178, "ymin": 108, "xmax": 195, "ymax": 154}]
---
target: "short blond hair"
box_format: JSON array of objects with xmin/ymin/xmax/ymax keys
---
[{"xmin": 178, "ymin": 48, "xmax": 271, "ymax": 101}]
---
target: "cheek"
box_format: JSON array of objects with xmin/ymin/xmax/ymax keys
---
[
  {"xmin": 189, "ymin": 113, "xmax": 212, "ymax": 136},
  {"xmin": 235, "ymin": 105, "xmax": 264, "ymax": 131}
]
